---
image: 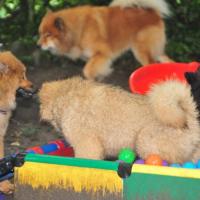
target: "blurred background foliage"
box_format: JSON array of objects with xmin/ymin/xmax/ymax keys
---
[{"xmin": 0, "ymin": 0, "xmax": 199, "ymax": 62}]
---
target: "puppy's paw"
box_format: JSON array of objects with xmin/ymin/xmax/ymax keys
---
[
  {"xmin": 83, "ymin": 67, "xmax": 97, "ymax": 80},
  {"xmin": 0, "ymin": 180, "xmax": 14, "ymax": 194}
]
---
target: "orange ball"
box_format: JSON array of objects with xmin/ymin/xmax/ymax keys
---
[{"xmin": 145, "ymin": 154, "xmax": 163, "ymax": 166}]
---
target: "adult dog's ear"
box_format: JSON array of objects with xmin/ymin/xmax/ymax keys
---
[
  {"xmin": 184, "ymin": 72, "xmax": 197, "ymax": 85},
  {"xmin": 0, "ymin": 62, "xmax": 8, "ymax": 74},
  {"xmin": 54, "ymin": 17, "xmax": 65, "ymax": 31}
]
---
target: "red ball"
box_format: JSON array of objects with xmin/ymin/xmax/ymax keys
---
[{"xmin": 145, "ymin": 154, "xmax": 163, "ymax": 166}]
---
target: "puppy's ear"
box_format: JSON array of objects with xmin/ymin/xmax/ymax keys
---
[
  {"xmin": 45, "ymin": 8, "xmax": 52, "ymax": 15},
  {"xmin": 184, "ymin": 72, "xmax": 197, "ymax": 85},
  {"xmin": 0, "ymin": 62, "xmax": 8, "ymax": 74},
  {"xmin": 54, "ymin": 17, "xmax": 65, "ymax": 31}
]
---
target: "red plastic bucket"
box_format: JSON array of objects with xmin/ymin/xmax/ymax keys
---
[{"xmin": 129, "ymin": 62, "xmax": 200, "ymax": 94}]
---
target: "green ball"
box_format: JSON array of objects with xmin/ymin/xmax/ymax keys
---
[{"xmin": 118, "ymin": 148, "xmax": 136, "ymax": 164}]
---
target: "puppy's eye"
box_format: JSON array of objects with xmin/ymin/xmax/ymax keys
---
[
  {"xmin": 21, "ymin": 72, "xmax": 26, "ymax": 79},
  {"xmin": 45, "ymin": 32, "xmax": 51, "ymax": 37}
]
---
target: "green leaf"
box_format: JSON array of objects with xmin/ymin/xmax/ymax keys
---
[{"xmin": 0, "ymin": 7, "xmax": 9, "ymax": 18}]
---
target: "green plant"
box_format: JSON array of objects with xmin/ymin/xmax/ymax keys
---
[{"xmin": 166, "ymin": 0, "xmax": 200, "ymax": 61}]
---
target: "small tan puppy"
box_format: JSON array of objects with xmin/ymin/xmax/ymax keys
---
[
  {"xmin": 0, "ymin": 51, "xmax": 33, "ymax": 194},
  {"xmin": 38, "ymin": 0, "xmax": 173, "ymax": 80},
  {"xmin": 39, "ymin": 77, "xmax": 200, "ymax": 164}
]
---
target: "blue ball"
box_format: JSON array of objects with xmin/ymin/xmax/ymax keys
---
[
  {"xmin": 182, "ymin": 162, "xmax": 196, "ymax": 169},
  {"xmin": 196, "ymin": 160, "xmax": 200, "ymax": 168},
  {"xmin": 170, "ymin": 163, "xmax": 181, "ymax": 168}
]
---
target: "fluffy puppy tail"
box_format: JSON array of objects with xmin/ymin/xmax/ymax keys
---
[
  {"xmin": 148, "ymin": 80, "xmax": 197, "ymax": 128},
  {"xmin": 110, "ymin": 0, "xmax": 171, "ymax": 17}
]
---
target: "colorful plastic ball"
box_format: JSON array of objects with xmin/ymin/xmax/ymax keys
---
[
  {"xmin": 162, "ymin": 160, "xmax": 168, "ymax": 166},
  {"xmin": 182, "ymin": 162, "xmax": 196, "ymax": 169},
  {"xmin": 145, "ymin": 154, "xmax": 163, "ymax": 166},
  {"xmin": 196, "ymin": 160, "xmax": 200, "ymax": 168},
  {"xmin": 118, "ymin": 148, "xmax": 136, "ymax": 164},
  {"xmin": 170, "ymin": 163, "xmax": 181, "ymax": 168},
  {"xmin": 135, "ymin": 159, "xmax": 145, "ymax": 164}
]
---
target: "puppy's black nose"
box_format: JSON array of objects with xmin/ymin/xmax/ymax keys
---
[{"xmin": 16, "ymin": 87, "xmax": 38, "ymax": 99}]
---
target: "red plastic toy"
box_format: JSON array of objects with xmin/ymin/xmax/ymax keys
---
[
  {"xmin": 129, "ymin": 62, "xmax": 200, "ymax": 94},
  {"xmin": 26, "ymin": 139, "xmax": 74, "ymax": 157}
]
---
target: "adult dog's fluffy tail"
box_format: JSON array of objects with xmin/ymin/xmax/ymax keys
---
[
  {"xmin": 110, "ymin": 0, "xmax": 171, "ymax": 17},
  {"xmin": 148, "ymin": 80, "xmax": 197, "ymax": 128}
]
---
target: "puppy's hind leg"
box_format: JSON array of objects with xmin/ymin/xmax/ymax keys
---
[
  {"xmin": 70, "ymin": 131, "xmax": 104, "ymax": 160},
  {"xmin": 131, "ymin": 44, "xmax": 155, "ymax": 66},
  {"xmin": 131, "ymin": 25, "xmax": 173, "ymax": 65},
  {"xmin": 157, "ymin": 55, "xmax": 174, "ymax": 63}
]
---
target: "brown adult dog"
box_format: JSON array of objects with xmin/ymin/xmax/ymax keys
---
[
  {"xmin": 0, "ymin": 51, "xmax": 33, "ymax": 194},
  {"xmin": 38, "ymin": 0, "xmax": 173, "ymax": 80},
  {"xmin": 39, "ymin": 77, "xmax": 200, "ymax": 164}
]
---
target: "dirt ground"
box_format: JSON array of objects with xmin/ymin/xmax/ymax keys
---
[{"xmin": 5, "ymin": 50, "xmax": 139, "ymax": 156}]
